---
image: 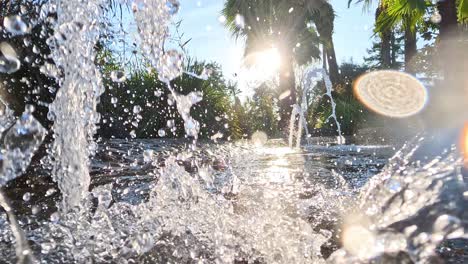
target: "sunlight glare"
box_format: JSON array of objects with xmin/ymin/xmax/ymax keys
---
[
  {"xmin": 253, "ymin": 48, "xmax": 281, "ymax": 77},
  {"xmin": 239, "ymin": 47, "xmax": 282, "ymax": 88}
]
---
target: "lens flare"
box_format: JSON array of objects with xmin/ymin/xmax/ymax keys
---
[
  {"xmin": 243, "ymin": 48, "xmax": 281, "ymax": 78},
  {"xmin": 251, "ymin": 131, "xmax": 268, "ymax": 146},
  {"xmin": 354, "ymin": 70, "xmax": 428, "ymax": 118}
]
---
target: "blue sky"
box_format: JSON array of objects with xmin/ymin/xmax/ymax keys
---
[{"xmin": 175, "ymin": 0, "xmax": 377, "ymax": 81}]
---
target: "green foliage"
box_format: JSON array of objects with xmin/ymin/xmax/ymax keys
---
[
  {"xmin": 364, "ymin": 33, "xmax": 404, "ymax": 69},
  {"xmin": 459, "ymin": 0, "xmax": 468, "ymax": 22},
  {"xmin": 97, "ymin": 52, "xmax": 239, "ymax": 140},
  {"xmin": 311, "ymin": 94, "xmax": 367, "ymax": 135},
  {"xmin": 245, "ymin": 85, "xmax": 280, "ymax": 137},
  {"xmin": 376, "ymin": 0, "xmax": 428, "ymax": 33},
  {"xmin": 0, "ymin": 0, "xmax": 57, "ymax": 128}
]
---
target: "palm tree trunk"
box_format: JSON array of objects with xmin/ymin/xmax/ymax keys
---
[
  {"xmin": 381, "ymin": 30, "xmax": 392, "ymax": 68},
  {"xmin": 390, "ymin": 31, "xmax": 397, "ymax": 67},
  {"xmin": 404, "ymin": 23, "xmax": 417, "ymax": 74},
  {"xmin": 325, "ymin": 39, "xmax": 340, "ymax": 85},
  {"xmin": 376, "ymin": 5, "xmax": 392, "ymax": 68},
  {"xmin": 437, "ymin": 0, "xmax": 460, "ymax": 83},
  {"xmin": 322, "ymin": 48, "xmax": 327, "ymax": 70},
  {"xmin": 278, "ymin": 51, "xmax": 296, "ymax": 133}
]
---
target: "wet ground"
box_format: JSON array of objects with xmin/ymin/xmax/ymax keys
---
[{"xmin": 1, "ymin": 138, "xmax": 466, "ymax": 263}]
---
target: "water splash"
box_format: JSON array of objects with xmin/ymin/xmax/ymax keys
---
[
  {"xmin": 0, "ymin": 99, "xmax": 15, "ymax": 134},
  {"xmin": 288, "ymin": 68, "xmax": 322, "ymax": 148},
  {"xmin": 289, "ymin": 68, "xmax": 343, "ymax": 148},
  {"xmin": 1, "ymin": 110, "xmax": 47, "ymax": 186},
  {"xmin": 288, "ymin": 104, "xmax": 309, "ymax": 148},
  {"xmin": 3, "ymin": 15, "xmax": 29, "ymax": 36},
  {"xmin": 110, "ymin": 70, "xmax": 127, "ymax": 83},
  {"xmin": 322, "ymin": 69, "xmax": 345, "ymax": 144},
  {"xmin": 0, "ymin": 190, "xmax": 35, "ymax": 263},
  {"xmin": 0, "ymin": 42, "xmax": 21, "ymax": 74},
  {"xmin": 47, "ymin": 0, "xmax": 106, "ymax": 211},
  {"xmin": 0, "ymin": 109, "xmax": 45, "ymax": 263},
  {"xmin": 184, "ymin": 67, "xmax": 213, "ymax": 80},
  {"xmin": 134, "ymin": 0, "xmax": 202, "ymax": 140},
  {"xmin": 331, "ymin": 136, "xmax": 467, "ymax": 262}
]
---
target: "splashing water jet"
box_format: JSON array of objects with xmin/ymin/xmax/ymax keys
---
[
  {"xmin": 134, "ymin": 0, "xmax": 202, "ymax": 141},
  {"xmin": 47, "ymin": 0, "xmax": 106, "ymax": 210},
  {"xmin": 323, "ymin": 69, "xmax": 345, "ymax": 144}
]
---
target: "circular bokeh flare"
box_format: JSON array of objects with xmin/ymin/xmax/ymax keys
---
[{"xmin": 354, "ymin": 70, "xmax": 427, "ymax": 118}]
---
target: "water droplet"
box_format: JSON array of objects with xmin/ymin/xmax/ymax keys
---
[
  {"xmin": 41, "ymin": 242, "xmax": 55, "ymax": 254},
  {"xmin": 158, "ymin": 129, "xmax": 166, "ymax": 137},
  {"xmin": 22, "ymin": 192, "xmax": 31, "ymax": 201},
  {"xmin": 235, "ymin": 14, "xmax": 245, "ymax": 29},
  {"xmin": 45, "ymin": 188, "xmax": 56, "ymax": 197},
  {"xmin": 110, "ymin": 70, "xmax": 126, "ymax": 83},
  {"xmin": 386, "ymin": 179, "xmax": 402, "ymax": 193},
  {"xmin": 166, "ymin": 0, "xmax": 180, "ymax": 15},
  {"xmin": 210, "ymin": 132, "xmax": 223, "ymax": 141},
  {"xmin": 166, "ymin": 119, "xmax": 175, "ymax": 128},
  {"xmin": 0, "ymin": 42, "xmax": 20, "ymax": 74},
  {"xmin": 31, "ymin": 205, "xmax": 40, "ymax": 215},
  {"xmin": 133, "ymin": 105, "xmax": 142, "ymax": 114},
  {"xmin": 143, "ymin": 149, "xmax": 154, "ymax": 162},
  {"xmin": 154, "ymin": 90, "xmax": 163, "ymax": 97},
  {"xmin": 200, "ymin": 67, "xmax": 213, "ymax": 80},
  {"xmin": 25, "ymin": 104, "xmax": 35, "ymax": 113},
  {"xmin": 3, "ymin": 15, "xmax": 29, "ymax": 35},
  {"xmin": 431, "ymin": 12, "xmax": 442, "ymax": 24},
  {"xmin": 158, "ymin": 50, "xmax": 183, "ymax": 82},
  {"xmin": 50, "ymin": 212, "xmax": 60, "ymax": 223},
  {"xmin": 111, "ymin": 97, "xmax": 118, "ymax": 104},
  {"xmin": 218, "ymin": 15, "xmax": 226, "ymax": 24},
  {"xmin": 130, "ymin": 130, "xmax": 136, "ymax": 138}
]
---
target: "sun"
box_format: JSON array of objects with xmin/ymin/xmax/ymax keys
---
[
  {"xmin": 253, "ymin": 48, "xmax": 282, "ymax": 76},
  {"xmin": 240, "ymin": 47, "xmax": 282, "ymax": 86}
]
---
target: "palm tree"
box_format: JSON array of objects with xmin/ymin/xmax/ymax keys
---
[
  {"xmin": 376, "ymin": 0, "xmax": 468, "ymax": 78},
  {"xmin": 375, "ymin": 0, "xmax": 427, "ymax": 73},
  {"xmin": 222, "ymin": 0, "xmax": 337, "ymax": 131},
  {"xmin": 349, "ymin": 0, "xmax": 393, "ymax": 68},
  {"xmin": 349, "ymin": 0, "xmax": 421, "ymax": 72},
  {"xmin": 308, "ymin": 1, "xmax": 341, "ymax": 85}
]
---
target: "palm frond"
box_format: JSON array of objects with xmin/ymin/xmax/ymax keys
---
[{"xmin": 459, "ymin": 0, "xmax": 468, "ymax": 22}]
